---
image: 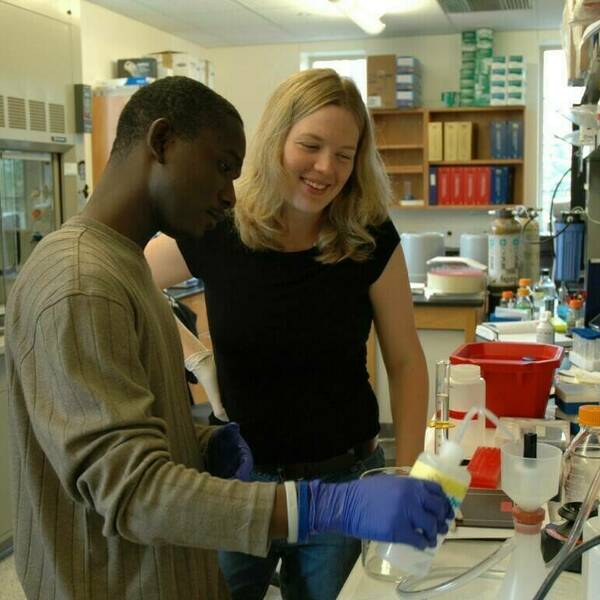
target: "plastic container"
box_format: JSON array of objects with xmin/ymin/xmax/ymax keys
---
[
  {"xmin": 515, "ymin": 209, "xmax": 540, "ymax": 283},
  {"xmin": 515, "ymin": 287, "xmax": 533, "ymax": 319},
  {"xmin": 536, "ymin": 311, "xmax": 555, "ymax": 345},
  {"xmin": 570, "ymin": 327, "xmax": 600, "ymax": 371},
  {"xmin": 360, "ymin": 466, "xmax": 412, "ymax": 582},
  {"xmin": 533, "ymin": 268, "xmax": 557, "ymax": 315},
  {"xmin": 376, "ymin": 442, "xmax": 470, "ymax": 578},
  {"xmin": 450, "ymin": 342, "xmax": 564, "ymax": 421},
  {"xmin": 502, "ymin": 440, "xmax": 562, "ymax": 510},
  {"xmin": 488, "ymin": 209, "xmax": 521, "ymax": 290},
  {"xmin": 448, "ymin": 364, "xmax": 486, "ymax": 459},
  {"xmin": 583, "ymin": 515, "xmax": 600, "ymax": 599},
  {"xmin": 499, "ymin": 290, "xmax": 514, "ymax": 308},
  {"xmin": 561, "ymin": 405, "xmax": 600, "ymax": 504},
  {"xmin": 567, "ymin": 298, "xmax": 584, "ymax": 334},
  {"xmin": 499, "ymin": 440, "xmax": 562, "ymax": 600},
  {"xmin": 555, "ymin": 220, "xmax": 584, "ymax": 283}
]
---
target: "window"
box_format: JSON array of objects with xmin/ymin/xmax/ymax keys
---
[
  {"xmin": 539, "ymin": 48, "xmax": 584, "ymax": 232},
  {"xmin": 301, "ymin": 53, "xmax": 367, "ymax": 101}
]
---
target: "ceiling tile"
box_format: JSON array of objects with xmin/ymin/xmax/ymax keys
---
[{"xmin": 86, "ymin": 0, "xmax": 563, "ymax": 48}]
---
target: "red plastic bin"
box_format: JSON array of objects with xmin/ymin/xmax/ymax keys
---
[{"xmin": 450, "ymin": 342, "xmax": 564, "ymax": 421}]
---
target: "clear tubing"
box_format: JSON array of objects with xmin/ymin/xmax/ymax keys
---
[
  {"xmin": 394, "ymin": 409, "xmax": 517, "ymax": 599},
  {"xmin": 395, "ymin": 539, "xmax": 515, "ymax": 598},
  {"xmin": 455, "ymin": 405, "xmax": 517, "ymax": 446},
  {"xmin": 545, "ymin": 460, "xmax": 600, "ymax": 570}
]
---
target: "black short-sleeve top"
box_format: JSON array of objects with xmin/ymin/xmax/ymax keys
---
[{"xmin": 177, "ymin": 217, "xmax": 399, "ymax": 465}]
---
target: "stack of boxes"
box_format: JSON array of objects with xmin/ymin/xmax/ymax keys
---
[
  {"xmin": 396, "ymin": 56, "xmax": 421, "ymax": 108},
  {"xmin": 460, "ymin": 31, "xmax": 476, "ymax": 107},
  {"xmin": 366, "ymin": 55, "xmax": 421, "ymax": 109},
  {"xmin": 460, "ymin": 29, "xmax": 494, "ymax": 107},
  {"xmin": 474, "ymin": 28, "xmax": 493, "ymax": 106},
  {"xmin": 491, "ymin": 55, "xmax": 526, "ymax": 106}
]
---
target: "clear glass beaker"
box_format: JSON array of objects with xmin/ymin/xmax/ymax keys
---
[{"xmin": 360, "ymin": 465, "xmax": 412, "ymax": 582}]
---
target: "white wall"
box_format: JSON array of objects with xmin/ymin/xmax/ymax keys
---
[
  {"xmin": 80, "ymin": 1, "xmax": 211, "ymax": 84},
  {"xmin": 79, "ymin": 1, "xmax": 212, "ymax": 186},
  {"xmin": 208, "ymin": 29, "xmax": 560, "ymax": 243}
]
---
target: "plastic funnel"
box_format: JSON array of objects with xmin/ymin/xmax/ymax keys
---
[{"xmin": 501, "ymin": 441, "xmax": 561, "ymax": 510}]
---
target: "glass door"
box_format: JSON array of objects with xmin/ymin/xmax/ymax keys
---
[{"xmin": 0, "ymin": 150, "xmax": 61, "ymax": 306}]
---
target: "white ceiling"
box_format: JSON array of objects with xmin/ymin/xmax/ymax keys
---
[{"xmin": 86, "ymin": 0, "xmax": 565, "ymax": 48}]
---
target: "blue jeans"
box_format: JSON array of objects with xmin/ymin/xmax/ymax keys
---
[{"xmin": 219, "ymin": 445, "xmax": 386, "ymax": 600}]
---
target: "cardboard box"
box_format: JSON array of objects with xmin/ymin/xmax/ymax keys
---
[
  {"xmin": 367, "ymin": 55, "xmax": 397, "ymax": 108},
  {"xmin": 396, "ymin": 56, "xmax": 420, "ymax": 73},
  {"xmin": 117, "ymin": 57, "xmax": 157, "ymax": 78},
  {"xmin": 428, "ymin": 122, "xmax": 443, "ymax": 161},
  {"xmin": 457, "ymin": 122, "xmax": 475, "ymax": 161},
  {"xmin": 148, "ymin": 52, "xmax": 214, "ymax": 87},
  {"xmin": 396, "ymin": 73, "xmax": 421, "ymax": 90},
  {"xmin": 395, "ymin": 90, "xmax": 421, "ymax": 107},
  {"xmin": 443, "ymin": 122, "xmax": 459, "ymax": 161}
]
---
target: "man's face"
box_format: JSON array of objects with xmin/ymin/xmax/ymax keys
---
[{"xmin": 155, "ymin": 115, "xmax": 246, "ymax": 238}]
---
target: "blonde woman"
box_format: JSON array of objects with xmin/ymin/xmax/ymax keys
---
[{"xmin": 145, "ymin": 69, "xmax": 430, "ymax": 599}]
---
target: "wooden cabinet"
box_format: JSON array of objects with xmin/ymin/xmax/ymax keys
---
[
  {"xmin": 371, "ymin": 105, "xmax": 526, "ymax": 210},
  {"xmin": 372, "ymin": 109, "xmax": 427, "ymax": 207},
  {"xmin": 91, "ymin": 93, "xmax": 132, "ymax": 186}
]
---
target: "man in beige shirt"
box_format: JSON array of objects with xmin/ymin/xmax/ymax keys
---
[{"xmin": 6, "ymin": 76, "xmax": 451, "ymax": 600}]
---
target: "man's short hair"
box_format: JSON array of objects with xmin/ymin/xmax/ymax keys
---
[{"xmin": 111, "ymin": 76, "xmax": 242, "ymax": 158}]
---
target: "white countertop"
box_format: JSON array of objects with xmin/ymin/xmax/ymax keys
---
[{"xmin": 338, "ymin": 538, "xmax": 582, "ymax": 599}]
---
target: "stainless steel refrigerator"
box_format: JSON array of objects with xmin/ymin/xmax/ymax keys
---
[{"xmin": 0, "ymin": 150, "xmax": 61, "ymax": 555}]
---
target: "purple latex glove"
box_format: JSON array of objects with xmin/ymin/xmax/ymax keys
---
[
  {"xmin": 298, "ymin": 475, "xmax": 453, "ymax": 549},
  {"xmin": 206, "ymin": 422, "xmax": 253, "ymax": 480}
]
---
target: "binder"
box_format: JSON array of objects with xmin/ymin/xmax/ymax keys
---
[
  {"xmin": 444, "ymin": 122, "xmax": 459, "ymax": 161},
  {"xmin": 438, "ymin": 167, "xmax": 451, "ymax": 205},
  {"xmin": 508, "ymin": 121, "xmax": 523, "ymax": 159},
  {"xmin": 429, "ymin": 166, "xmax": 438, "ymax": 205},
  {"xmin": 450, "ymin": 167, "xmax": 464, "ymax": 205},
  {"xmin": 475, "ymin": 167, "xmax": 491, "ymax": 205},
  {"xmin": 490, "ymin": 121, "xmax": 508, "ymax": 159},
  {"xmin": 464, "ymin": 167, "xmax": 477, "ymax": 206},
  {"xmin": 428, "ymin": 122, "xmax": 443, "ymax": 161}
]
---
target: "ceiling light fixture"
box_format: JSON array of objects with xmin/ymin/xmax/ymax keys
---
[{"xmin": 328, "ymin": 0, "xmax": 386, "ymax": 35}]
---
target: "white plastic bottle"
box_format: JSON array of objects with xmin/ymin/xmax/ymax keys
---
[
  {"xmin": 448, "ymin": 364, "xmax": 486, "ymax": 459},
  {"xmin": 377, "ymin": 440, "xmax": 471, "ymax": 577},
  {"xmin": 536, "ymin": 311, "xmax": 555, "ymax": 345}
]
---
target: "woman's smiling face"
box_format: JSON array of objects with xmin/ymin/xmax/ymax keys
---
[{"xmin": 281, "ymin": 104, "xmax": 360, "ymax": 217}]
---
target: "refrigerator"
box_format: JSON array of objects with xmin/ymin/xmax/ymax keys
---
[{"xmin": 0, "ymin": 150, "xmax": 61, "ymax": 555}]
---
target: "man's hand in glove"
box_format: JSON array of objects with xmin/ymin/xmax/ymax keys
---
[
  {"xmin": 206, "ymin": 422, "xmax": 254, "ymax": 481},
  {"xmin": 297, "ymin": 475, "xmax": 453, "ymax": 549}
]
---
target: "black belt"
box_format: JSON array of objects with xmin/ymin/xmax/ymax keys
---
[{"xmin": 255, "ymin": 436, "xmax": 378, "ymax": 480}]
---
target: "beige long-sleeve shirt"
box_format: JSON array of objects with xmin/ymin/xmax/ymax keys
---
[{"xmin": 5, "ymin": 216, "xmax": 276, "ymax": 600}]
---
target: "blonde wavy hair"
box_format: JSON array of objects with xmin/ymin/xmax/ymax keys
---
[{"xmin": 234, "ymin": 68, "xmax": 392, "ymax": 264}]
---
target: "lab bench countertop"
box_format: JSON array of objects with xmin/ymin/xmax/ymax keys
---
[
  {"xmin": 166, "ymin": 283, "xmax": 484, "ymax": 309},
  {"xmin": 338, "ymin": 538, "xmax": 582, "ymax": 599}
]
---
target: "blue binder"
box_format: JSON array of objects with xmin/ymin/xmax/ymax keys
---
[{"xmin": 429, "ymin": 166, "xmax": 438, "ymax": 206}]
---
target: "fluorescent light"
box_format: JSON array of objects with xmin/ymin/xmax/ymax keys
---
[{"xmin": 328, "ymin": 0, "xmax": 386, "ymax": 35}]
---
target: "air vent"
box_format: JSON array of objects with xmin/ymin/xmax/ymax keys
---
[
  {"xmin": 0, "ymin": 95, "xmax": 5, "ymax": 128},
  {"xmin": 28, "ymin": 100, "xmax": 47, "ymax": 132},
  {"xmin": 438, "ymin": 0, "xmax": 532, "ymax": 12},
  {"xmin": 7, "ymin": 96, "xmax": 26, "ymax": 129},
  {"xmin": 49, "ymin": 103, "xmax": 65, "ymax": 133}
]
